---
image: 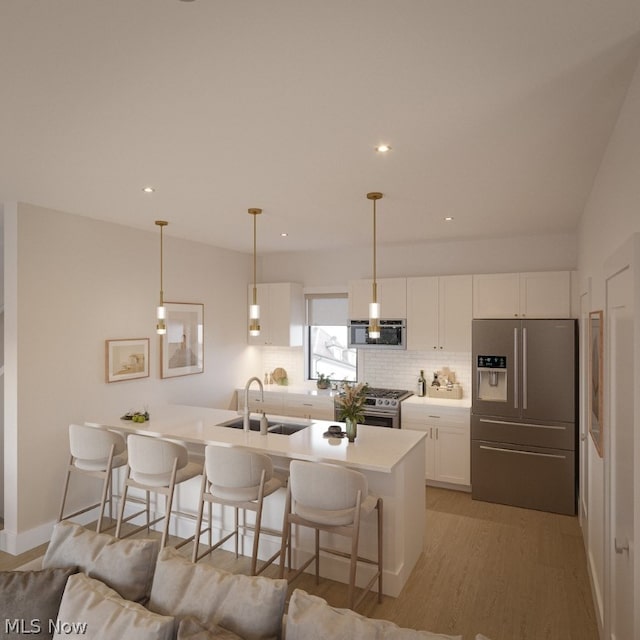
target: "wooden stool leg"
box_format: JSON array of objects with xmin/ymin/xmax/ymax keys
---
[
  {"xmin": 208, "ymin": 501, "xmax": 212, "ymax": 549},
  {"xmin": 58, "ymin": 457, "xmax": 74, "ymax": 522},
  {"xmin": 159, "ymin": 458, "xmax": 179, "ymax": 548},
  {"xmin": 115, "ymin": 469, "xmax": 130, "ymax": 539},
  {"xmin": 315, "ymin": 529, "xmax": 320, "ymax": 584},
  {"xmin": 192, "ymin": 473, "xmax": 207, "ymax": 562},
  {"xmin": 377, "ymin": 498, "xmax": 383, "ymax": 602},
  {"xmin": 278, "ymin": 485, "xmax": 292, "ymax": 578},
  {"xmin": 234, "ymin": 507, "xmax": 239, "ymax": 558}
]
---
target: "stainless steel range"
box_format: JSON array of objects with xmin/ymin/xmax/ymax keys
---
[{"xmin": 334, "ymin": 387, "xmax": 413, "ymax": 429}]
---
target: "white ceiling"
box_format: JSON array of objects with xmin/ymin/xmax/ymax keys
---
[{"xmin": 1, "ymin": 1, "xmax": 640, "ymax": 254}]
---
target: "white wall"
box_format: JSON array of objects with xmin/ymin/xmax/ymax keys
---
[
  {"xmin": 576, "ymin": 53, "xmax": 640, "ymax": 632},
  {"xmin": 2, "ymin": 203, "xmax": 259, "ymax": 551},
  {"xmin": 262, "ymin": 231, "xmax": 578, "ymax": 286}
]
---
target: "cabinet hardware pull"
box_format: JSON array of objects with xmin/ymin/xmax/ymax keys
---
[
  {"xmin": 522, "ymin": 327, "xmax": 528, "ymax": 410},
  {"xmin": 478, "ymin": 418, "xmax": 565, "ymax": 430},
  {"xmin": 514, "ymin": 327, "xmax": 519, "ymax": 409},
  {"xmin": 429, "ymin": 427, "xmax": 433, "ymax": 439},
  {"xmin": 479, "ymin": 445, "xmax": 566, "ymax": 459},
  {"xmin": 614, "ymin": 538, "xmax": 629, "ymax": 554},
  {"xmin": 428, "ymin": 415, "xmax": 440, "ymax": 419}
]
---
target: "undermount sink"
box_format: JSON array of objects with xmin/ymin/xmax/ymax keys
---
[{"xmin": 217, "ymin": 417, "xmax": 309, "ymax": 435}]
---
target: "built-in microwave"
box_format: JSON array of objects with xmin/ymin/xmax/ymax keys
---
[{"xmin": 348, "ymin": 319, "xmax": 406, "ymax": 349}]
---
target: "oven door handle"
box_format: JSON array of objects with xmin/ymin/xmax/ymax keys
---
[{"xmin": 361, "ymin": 408, "xmax": 397, "ymax": 418}]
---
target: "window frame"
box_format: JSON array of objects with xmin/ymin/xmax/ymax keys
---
[{"xmin": 305, "ymin": 293, "xmax": 357, "ymax": 383}]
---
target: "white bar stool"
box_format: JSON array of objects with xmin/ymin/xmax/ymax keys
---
[
  {"xmin": 192, "ymin": 445, "xmax": 283, "ymax": 575},
  {"xmin": 58, "ymin": 423, "xmax": 128, "ymax": 533},
  {"xmin": 279, "ymin": 460, "xmax": 383, "ymax": 610},
  {"xmin": 115, "ymin": 434, "xmax": 203, "ymax": 549}
]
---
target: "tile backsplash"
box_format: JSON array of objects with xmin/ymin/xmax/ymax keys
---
[
  {"xmin": 359, "ymin": 350, "xmax": 471, "ymax": 397},
  {"xmin": 258, "ymin": 346, "xmax": 471, "ymax": 398},
  {"xmin": 260, "ymin": 346, "xmax": 305, "ymax": 386}
]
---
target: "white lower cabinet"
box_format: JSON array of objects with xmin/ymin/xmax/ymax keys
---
[
  {"xmin": 284, "ymin": 394, "xmax": 334, "ymax": 420},
  {"xmin": 402, "ymin": 403, "xmax": 470, "ymax": 488},
  {"xmin": 237, "ymin": 389, "xmax": 334, "ymax": 421},
  {"xmin": 237, "ymin": 389, "xmax": 284, "ymax": 416}
]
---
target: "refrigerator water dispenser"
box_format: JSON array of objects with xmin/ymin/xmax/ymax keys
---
[{"xmin": 476, "ymin": 355, "xmax": 507, "ymax": 402}]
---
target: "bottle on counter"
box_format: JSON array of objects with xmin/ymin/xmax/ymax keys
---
[
  {"xmin": 260, "ymin": 412, "xmax": 269, "ymax": 435},
  {"xmin": 417, "ymin": 370, "xmax": 426, "ymax": 397}
]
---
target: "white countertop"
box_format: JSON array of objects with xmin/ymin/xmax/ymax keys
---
[
  {"xmin": 403, "ymin": 395, "xmax": 471, "ymax": 409},
  {"xmin": 86, "ymin": 404, "xmax": 426, "ymax": 474},
  {"xmin": 248, "ymin": 384, "xmax": 471, "ymax": 407},
  {"xmin": 240, "ymin": 384, "xmax": 339, "ymax": 398}
]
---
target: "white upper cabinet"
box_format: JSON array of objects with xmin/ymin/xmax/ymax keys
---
[
  {"xmin": 247, "ymin": 283, "xmax": 304, "ymax": 346},
  {"xmin": 519, "ymin": 271, "xmax": 572, "ymax": 318},
  {"xmin": 473, "ymin": 271, "xmax": 571, "ymax": 318},
  {"xmin": 407, "ymin": 275, "xmax": 472, "ymax": 351},
  {"xmin": 348, "ymin": 278, "xmax": 407, "ymax": 319}
]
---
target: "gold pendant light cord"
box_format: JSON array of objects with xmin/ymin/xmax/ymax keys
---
[
  {"xmin": 159, "ymin": 223, "xmax": 164, "ymax": 306},
  {"xmin": 367, "ymin": 192, "xmax": 382, "ymax": 304},
  {"xmin": 372, "ymin": 196, "xmax": 377, "ymax": 303},
  {"xmin": 253, "ymin": 211, "xmax": 257, "ymax": 306},
  {"xmin": 155, "ymin": 220, "xmax": 168, "ymax": 307},
  {"xmin": 247, "ymin": 208, "xmax": 262, "ymax": 308}
]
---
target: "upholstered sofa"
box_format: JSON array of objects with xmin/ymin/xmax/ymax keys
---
[{"xmin": 2, "ymin": 521, "xmax": 487, "ymax": 640}]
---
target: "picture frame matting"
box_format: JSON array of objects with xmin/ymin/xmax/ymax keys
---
[
  {"xmin": 106, "ymin": 338, "xmax": 150, "ymax": 383},
  {"xmin": 161, "ymin": 302, "xmax": 204, "ymax": 378}
]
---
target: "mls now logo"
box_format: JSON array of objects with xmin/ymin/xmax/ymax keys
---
[
  {"xmin": 50, "ymin": 620, "xmax": 89, "ymax": 635},
  {"xmin": 4, "ymin": 619, "xmax": 88, "ymax": 635},
  {"xmin": 5, "ymin": 619, "xmax": 42, "ymax": 634}
]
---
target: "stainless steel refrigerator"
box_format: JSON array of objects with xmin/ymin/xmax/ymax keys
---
[{"xmin": 471, "ymin": 319, "xmax": 577, "ymax": 515}]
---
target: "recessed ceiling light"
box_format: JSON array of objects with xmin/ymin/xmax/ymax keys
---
[
  {"xmin": 444, "ymin": 216, "xmax": 454, "ymax": 222},
  {"xmin": 142, "ymin": 186, "xmax": 155, "ymax": 194},
  {"xmin": 375, "ymin": 144, "xmax": 392, "ymax": 153},
  {"xmin": 280, "ymin": 232, "xmax": 288, "ymax": 237}
]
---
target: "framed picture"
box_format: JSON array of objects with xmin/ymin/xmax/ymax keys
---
[
  {"xmin": 106, "ymin": 338, "xmax": 150, "ymax": 383},
  {"xmin": 589, "ymin": 310, "xmax": 604, "ymax": 457},
  {"xmin": 161, "ymin": 302, "xmax": 204, "ymax": 378}
]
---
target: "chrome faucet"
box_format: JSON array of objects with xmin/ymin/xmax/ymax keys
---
[{"xmin": 243, "ymin": 376, "xmax": 264, "ymax": 431}]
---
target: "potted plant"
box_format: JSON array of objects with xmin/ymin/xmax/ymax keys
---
[
  {"xmin": 316, "ymin": 372, "xmax": 333, "ymax": 390},
  {"xmin": 335, "ymin": 381, "xmax": 368, "ymax": 442}
]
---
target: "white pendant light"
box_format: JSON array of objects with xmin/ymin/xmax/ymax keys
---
[
  {"xmin": 367, "ymin": 192, "xmax": 383, "ymax": 339},
  {"xmin": 155, "ymin": 220, "xmax": 168, "ymax": 335},
  {"xmin": 248, "ymin": 208, "xmax": 262, "ymax": 337}
]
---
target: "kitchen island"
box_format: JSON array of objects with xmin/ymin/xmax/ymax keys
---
[{"xmin": 86, "ymin": 404, "xmax": 426, "ymax": 597}]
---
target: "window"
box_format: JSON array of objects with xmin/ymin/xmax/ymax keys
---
[{"xmin": 306, "ymin": 294, "xmax": 357, "ymax": 382}]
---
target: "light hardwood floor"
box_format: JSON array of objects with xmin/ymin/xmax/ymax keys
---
[{"xmin": 0, "ymin": 488, "xmax": 598, "ymax": 640}]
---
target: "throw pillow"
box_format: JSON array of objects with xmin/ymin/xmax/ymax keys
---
[
  {"xmin": 285, "ymin": 589, "xmax": 463, "ymax": 640},
  {"xmin": 0, "ymin": 567, "xmax": 77, "ymax": 639},
  {"xmin": 42, "ymin": 521, "xmax": 159, "ymax": 603},
  {"xmin": 54, "ymin": 573, "xmax": 174, "ymax": 640},
  {"xmin": 148, "ymin": 546, "xmax": 287, "ymax": 640},
  {"xmin": 177, "ymin": 616, "xmax": 243, "ymax": 640}
]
